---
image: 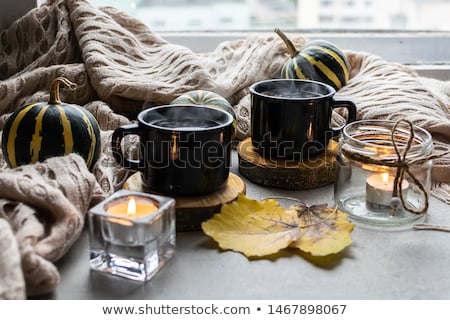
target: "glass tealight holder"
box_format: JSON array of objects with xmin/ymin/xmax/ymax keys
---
[
  {"xmin": 88, "ymin": 189, "xmax": 176, "ymax": 281},
  {"xmin": 334, "ymin": 120, "xmax": 433, "ymax": 229}
]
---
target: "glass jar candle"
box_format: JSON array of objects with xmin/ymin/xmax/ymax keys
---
[
  {"xmin": 88, "ymin": 190, "xmax": 176, "ymax": 281},
  {"xmin": 334, "ymin": 120, "xmax": 433, "ymax": 229}
]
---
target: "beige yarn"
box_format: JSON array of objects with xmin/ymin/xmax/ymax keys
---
[
  {"xmin": 0, "ymin": 216, "xmax": 26, "ymax": 299},
  {"xmin": 0, "ymin": 0, "xmax": 449, "ymax": 298},
  {"xmin": 0, "ymin": 154, "xmax": 104, "ymax": 299}
]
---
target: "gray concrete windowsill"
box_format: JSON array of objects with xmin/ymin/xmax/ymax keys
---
[{"xmin": 43, "ymin": 151, "xmax": 450, "ymax": 300}]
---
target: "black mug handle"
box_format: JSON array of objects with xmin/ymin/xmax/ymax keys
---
[
  {"xmin": 330, "ymin": 98, "xmax": 357, "ymax": 136},
  {"xmin": 111, "ymin": 124, "xmax": 142, "ymax": 171}
]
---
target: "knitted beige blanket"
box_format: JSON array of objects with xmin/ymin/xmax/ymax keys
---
[{"xmin": 0, "ymin": 0, "xmax": 449, "ymax": 299}]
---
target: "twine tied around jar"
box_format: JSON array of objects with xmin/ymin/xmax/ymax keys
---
[{"xmin": 342, "ymin": 119, "xmax": 450, "ymax": 216}]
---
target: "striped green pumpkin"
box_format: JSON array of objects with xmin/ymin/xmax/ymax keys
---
[
  {"xmin": 1, "ymin": 77, "xmax": 101, "ymax": 169},
  {"xmin": 170, "ymin": 90, "xmax": 236, "ymax": 135},
  {"xmin": 275, "ymin": 28, "xmax": 349, "ymax": 90},
  {"xmin": 171, "ymin": 90, "xmax": 235, "ymax": 117}
]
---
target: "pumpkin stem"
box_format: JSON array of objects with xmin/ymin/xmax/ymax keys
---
[
  {"xmin": 49, "ymin": 77, "xmax": 77, "ymax": 104},
  {"xmin": 274, "ymin": 28, "xmax": 299, "ymax": 58}
]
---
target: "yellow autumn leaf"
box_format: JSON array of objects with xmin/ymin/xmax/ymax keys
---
[
  {"xmin": 201, "ymin": 194, "xmax": 299, "ymax": 257},
  {"xmin": 290, "ymin": 204, "xmax": 354, "ymax": 256}
]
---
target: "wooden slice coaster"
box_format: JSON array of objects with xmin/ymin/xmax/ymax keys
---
[
  {"xmin": 237, "ymin": 138, "xmax": 338, "ymax": 190},
  {"xmin": 123, "ymin": 172, "xmax": 246, "ymax": 232}
]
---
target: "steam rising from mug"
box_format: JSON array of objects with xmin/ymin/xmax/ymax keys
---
[
  {"xmin": 260, "ymin": 82, "xmax": 327, "ymax": 99},
  {"xmin": 144, "ymin": 106, "xmax": 223, "ymax": 130}
]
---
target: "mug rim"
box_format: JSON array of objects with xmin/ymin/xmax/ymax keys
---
[
  {"xmin": 249, "ymin": 79, "xmax": 335, "ymax": 101},
  {"xmin": 138, "ymin": 104, "xmax": 234, "ymax": 132}
]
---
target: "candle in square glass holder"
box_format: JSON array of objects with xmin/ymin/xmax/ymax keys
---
[
  {"xmin": 88, "ymin": 189, "xmax": 176, "ymax": 281},
  {"xmin": 334, "ymin": 120, "xmax": 433, "ymax": 229}
]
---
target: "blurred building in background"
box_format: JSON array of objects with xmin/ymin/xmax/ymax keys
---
[
  {"xmin": 86, "ymin": 0, "xmax": 450, "ymax": 31},
  {"xmin": 296, "ymin": 0, "xmax": 450, "ymax": 30}
]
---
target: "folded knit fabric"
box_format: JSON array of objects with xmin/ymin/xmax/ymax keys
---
[
  {"xmin": 0, "ymin": 154, "xmax": 104, "ymax": 298},
  {"xmin": 0, "ymin": 216, "xmax": 25, "ymax": 299}
]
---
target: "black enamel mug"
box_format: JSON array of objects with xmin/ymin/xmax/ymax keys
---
[
  {"xmin": 112, "ymin": 105, "xmax": 234, "ymax": 196},
  {"xmin": 250, "ymin": 79, "xmax": 356, "ymax": 159}
]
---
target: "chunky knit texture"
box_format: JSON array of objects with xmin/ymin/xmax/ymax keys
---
[{"xmin": 0, "ymin": 0, "xmax": 449, "ymax": 298}]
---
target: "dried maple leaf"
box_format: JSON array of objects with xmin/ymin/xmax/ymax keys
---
[
  {"xmin": 202, "ymin": 194, "xmax": 354, "ymax": 259},
  {"xmin": 201, "ymin": 194, "xmax": 299, "ymax": 257},
  {"xmin": 290, "ymin": 203, "xmax": 354, "ymax": 256}
]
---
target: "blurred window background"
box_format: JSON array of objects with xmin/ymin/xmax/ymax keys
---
[{"xmin": 79, "ymin": 0, "xmax": 449, "ymax": 32}]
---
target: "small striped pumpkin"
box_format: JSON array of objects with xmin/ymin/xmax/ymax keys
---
[
  {"xmin": 170, "ymin": 90, "xmax": 237, "ymax": 135},
  {"xmin": 275, "ymin": 28, "xmax": 349, "ymax": 91},
  {"xmin": 1, "ymin": 77, "xmax": 101, "ymax": 169}
]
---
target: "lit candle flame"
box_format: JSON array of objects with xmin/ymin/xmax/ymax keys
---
[
  {"xmin": 381, "ymin": 172, "xmax": 389, "ymax": 183},
  {"xmin": 127, "ymin": 197, "xmax": 136, "ymax": 217}
]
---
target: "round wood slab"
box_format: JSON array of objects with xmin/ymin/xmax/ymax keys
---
[
  {"xmin": 123, "ymin": 172, "xmax": 246, "ymax": 231},
  {"xmin": 237, "ymin": 138, "xmax": 338, "ymax": 190}
]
